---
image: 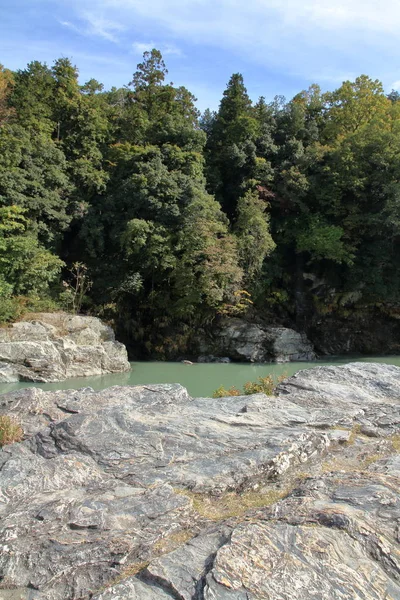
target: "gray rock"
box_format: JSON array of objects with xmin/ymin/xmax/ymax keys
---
[
  {"xmin": 199, "ymin": 318, "xmax": 316, "ymax": 363},
  {"xmin": 0, "ymin": 313, "xmax": 130, "ymax": 382},
  {"xmin": 0, "ymin": 363, "xmax": 399, "ymax": 599},
  {"xmin": 204, "ymin": 476, "xmax": 400, "ymax": 599},
  {"xmin": 144, "ymin": 524, "xmax": 233, "ymax": 600},
  {"xmin": 94, "ymin": 579, "xmax": 172, "ymax": 600},
  {"xmin": 197, "ymin": 355, "xmax": 231, "ymax": 363},
  {"xmin": 0, "ymin": 362, "xmax": 19, "ymax": 383}
]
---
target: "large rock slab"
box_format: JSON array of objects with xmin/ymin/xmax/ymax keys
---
[
  {"xmin": 0, "ymin": 363, "xmax": 399, "ymax": 599},
  {"xmin": 0, "ymin": 313, "xmax": 130, "ymax": 382},
  {"xmin": 203, "ymin": 465, "xmax": 400, "ymax": 599},
  {"xmin": 198, "ymin": 318, "xmax": 316, "ymax": 363}
]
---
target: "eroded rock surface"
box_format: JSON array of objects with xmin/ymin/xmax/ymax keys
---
[
  {"xmin": 0, "ymin": 363, "xmax": 399, "ymax": 599},
  {"xmin": 0, "ymin": 313, "xmax": 130, "ymax": 382},
  {"xmin": 198, "ymin": 318, "xmax": 316, "ymax": 363}
]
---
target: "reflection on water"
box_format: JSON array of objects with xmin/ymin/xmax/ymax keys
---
[{"xmin": 1, "ymin": 355, "xmax": 399, "ymax": 398}]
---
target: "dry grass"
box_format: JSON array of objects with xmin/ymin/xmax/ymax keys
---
[
  {"xmin": 0, "ymin": 415, "xmax": 23, "ymax": 446},
  {"xmin": 119, "ymin": 560, "xmax": 150, "ymax": 579},
  {"xmin": 389, "ymin": 434, "xmax": 400, "ymax": 452},
  {"xmin": 177, "ymin": 488, "xmax": 290, "ymax": 521},
  {"xmin": 153, "ymin": 528, "xmax": 195, "ymax": 554},
  {"xmin": 359, "ymin": 453, "xmax": 383, "ymax": 469},
  {"xmin": 346, "ymin": 424, "xmax": 362, "ymax": 446}
]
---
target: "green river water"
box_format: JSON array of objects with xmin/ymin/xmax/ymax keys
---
[{"xmin": 0, "ymin": 356, "xmax": 400, "ymax": 398}]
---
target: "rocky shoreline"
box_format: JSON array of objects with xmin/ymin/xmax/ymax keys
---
[
  {"xmin": 196, "ymin": 317, "xmax": 316, "ymax": 363},
  {"xmin": 0, "ymin": 362, "xmax": 400, "ymax": 598},
  {"xmin": 0, "ymin": 313, "xmax": 130, "ymax": 383}
]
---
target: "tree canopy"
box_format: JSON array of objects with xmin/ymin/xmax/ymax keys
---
[{"xmin": 0, "ymin": 52, "xmax": 399, "ymax": 356}]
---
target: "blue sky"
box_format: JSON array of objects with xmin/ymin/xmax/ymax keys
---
[{"xmin": 1, "ymin": 0, "xmax": 400, "ymax": 111}]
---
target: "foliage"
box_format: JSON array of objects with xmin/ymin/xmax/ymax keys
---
[
  {"xmin": 61, "ymin": 262, "xmax": 93, "ymax": 314},
  {"xmin": 243, "ymin": 375, "xmax": 276, "ymax": 395},
  {"xmin": 212, "ymin": 374, "xmax": 287, "ymax": 398},
  {"xmin": 212, "ymin": 385, "xmax": 241, "ymax": 398},
  {"xmin": 0, "ymin": 50, "xmax": 399, "ymax": 350},
  {"xmin": 0, "ymin": 416, "xmax": 23, "ymax": 447},
  {"xmin": 0, "ymin": 206, "xmax": 64, "ymax": 296},
  {"xmin": 235, "ymin": 190, "xmax": 276, "ymax": 284}
]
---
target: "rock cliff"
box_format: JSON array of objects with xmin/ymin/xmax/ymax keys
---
[
  {"xmin": 0, "ymin": 312, "xmax": 130, "ymax": 383},
  {"xmin": 197, "ymin": 317, "xmax": 316, "ymax": 363},
  {"xmin": 0, "ymin": 362, "xmax": 400, "ymax": 599}
]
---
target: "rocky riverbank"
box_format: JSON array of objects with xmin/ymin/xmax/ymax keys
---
[
  {"xmin": 0, "ymin": 312, "xmax": 130, "ymax": 383},
  {"xmin": 196, "ymin": 317, "xmax": 316, "ymax": 363},
  {"xmin": 0, "ymin": 362, "xmax": 400, "ymax": 598}
]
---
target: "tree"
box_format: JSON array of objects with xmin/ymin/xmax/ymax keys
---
[
  {"xmin": 173, "ymin": 190, "xmax": 243, "ymax": 319},
  {"xmin": 10, "ymin": 61, "xmax": 55, "ymax": 135},
  {"xmin": 323, "ymin": 76, "xmax": 389, "ymax": 140},
  {"xmin": 0, "ymin": 205, "xmax": 63, "ymax": 297},
  {"xmin": 235, "ymin": 189, "xmax": 276, "ymax": 286},
  {"xmin": 130, "ymin": 49, "xmax": 168, "ymax": 90},
  {"xmin": 0, "ymin": 65, "xmax": 14, "ymax": 125},
  {"xmin": 206, "ymin": 73, "xmax": 258, "ymax": 218},
  {"xmin": 0, "ymin": 124, "xmax": 71, "ymax": 246}
]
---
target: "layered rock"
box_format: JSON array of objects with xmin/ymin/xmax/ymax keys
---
[
  {"xmin": 198, "ymin": 317, "xmax": 316, "ymax": 362},
  {"xmin": 0, "ymin": 312, "xmax": 130, "ymax": 383},
  {"xmin": 308, "ymin": 310, "xmax": 400, "ymax": 356},
  {"xmin": 0, "ymin": 363, "xmax": 399, "ymax": 599}
]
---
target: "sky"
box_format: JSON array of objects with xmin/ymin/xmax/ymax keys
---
[{"xmin": 1, "ymin": 0, "xmax": 400, "ymax": 111}]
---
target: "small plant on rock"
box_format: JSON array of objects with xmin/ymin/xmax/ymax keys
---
[
  {"xmin": 0, "ymin": 415, "xmax": 23, "ymax": 446},
  {"xmin": 212, "ymin": 385, "xmax": 241, "ymax": 398},
  {"xmin": 243, "ymin": 375, "xmax": 275, "ymax": 395},
  {"xmin": 61, "ymin": 262, "xmax": 93, "ymax": 314},
  {"xmin": 213, "ymin": 373, "xmax": 287, "ymax": 398}
]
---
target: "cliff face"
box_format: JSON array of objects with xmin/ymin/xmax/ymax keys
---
[
  {"xmin": 0, "ymin": 362, "xmax": 400, "ymax": 599},
  {"xmin": 308, "ymin": 310, "xmax": 400, "ymax": 355},
  {"xmin": 196, "ymin": 317, "xmax": 316, "ymax": 363},
  {"xmin": 0, "ymin": 312, "xmax": 130, "ymax": 383}
]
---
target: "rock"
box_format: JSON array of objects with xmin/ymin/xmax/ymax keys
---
[
  {"xmin": 204, "ymin": 466, "xmax": 400, "ymax": 599},
  {"xmin": 198, "ymin": 318, "xmax": 316, "ymax": 363},
  {"xmin": 197, "ymin": 355, "xmax": 231, "ymax": 363},
  {"xmin": 0, "ymin": 362, "xmax": 19, "ymax": 383},
  {"xmin": 0, "ymin": 363, "xmax": 400, "ymax": 599},
  {"xmin": 308, "ymin": 311, "xmax": 400, "ymax": 355},
  {"xmin": 0, "ymin": 312, "xmax": 130, "ymax": 382}
]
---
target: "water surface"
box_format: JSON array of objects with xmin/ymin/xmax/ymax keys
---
[{"xmin": 1, "ymin": 356, "xmax": 399, "ymax": 398}]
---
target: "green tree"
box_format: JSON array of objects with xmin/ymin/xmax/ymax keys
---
[
  {"xmin": 206, "ymin": 73, "xmax": 258, "ymax": 218},
  {"xmin": 0, "ymin": 205, "xmax": 63, "ymax": 298},
  {"xmin": 10, "ymin": 61, "xmax": 55, "ymax": 135},
  {"xmin": 235, "ymin": 189, "xmax": 276, "ymax": 286},
  {"xmin": 173, "ymin": 190, "xmax": 243, "ymax": 319},
  {"xmin": 0, "ymin": 65, "xmax": 14, "ymax": 125},
  {"xmin": 0, "ymin": 124, "xmax": 71, "ymax": 245}
]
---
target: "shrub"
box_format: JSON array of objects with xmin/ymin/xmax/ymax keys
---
[
  {"xmin": 0, "ymin": 295, "xmax": 21, "ymax": 323},
  {"xmin": 212, "ymin": 374, "xmax": 287, "ymax": 398},
  {"xmin": 243, "ymin": 375, "xmax": 275, "ymax": 395},
  {"xmin": 0, "ymin": 416, "xmax": 23, "ymax": 446},
  {"xmin": 212, "ymin": 385, "xmax": 241, "ymax": 398},
  {"xmin": 0, "ymin": 293, "xmax": 62, "ymax": 325}
]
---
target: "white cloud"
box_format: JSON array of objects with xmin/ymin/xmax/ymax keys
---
[
  {"xmin": 132, "ymin": 41, "xmax": 182, "ymax": 56},
  {"xmin": 81, "ymin": 11, "xmax": 126, "ymax": 42},
  {"xmin": 60, "ymin": 0, "xmax": 400, "ymax": 92},
  {"xmin": 60, "ymin": 10, "xmax": 126, "ymax": 43},
  {"xmin": 59, "ymin": 20, "xmax": 84, "ymax": 35},
  {"xmin": 391, "ymin": 80, "xmax": 400, "ymax": 90},
  {"xmin": 101, "ymin": 0, "xmax": 400, "ymax": 38}
]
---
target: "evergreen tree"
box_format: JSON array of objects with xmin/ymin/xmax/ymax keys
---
[{"xmin": 206, "ymin": 73, "xmax": 258, "ymax": 218}]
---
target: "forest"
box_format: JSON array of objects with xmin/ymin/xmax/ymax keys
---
[{"xmin": 0, "ymin": 49, "xmax": 399, "ymax": 357}]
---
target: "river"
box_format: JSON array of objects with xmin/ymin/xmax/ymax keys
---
[{"xmin": 1, "ymin": 356, "xmax": 400, "ymax": 397}]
